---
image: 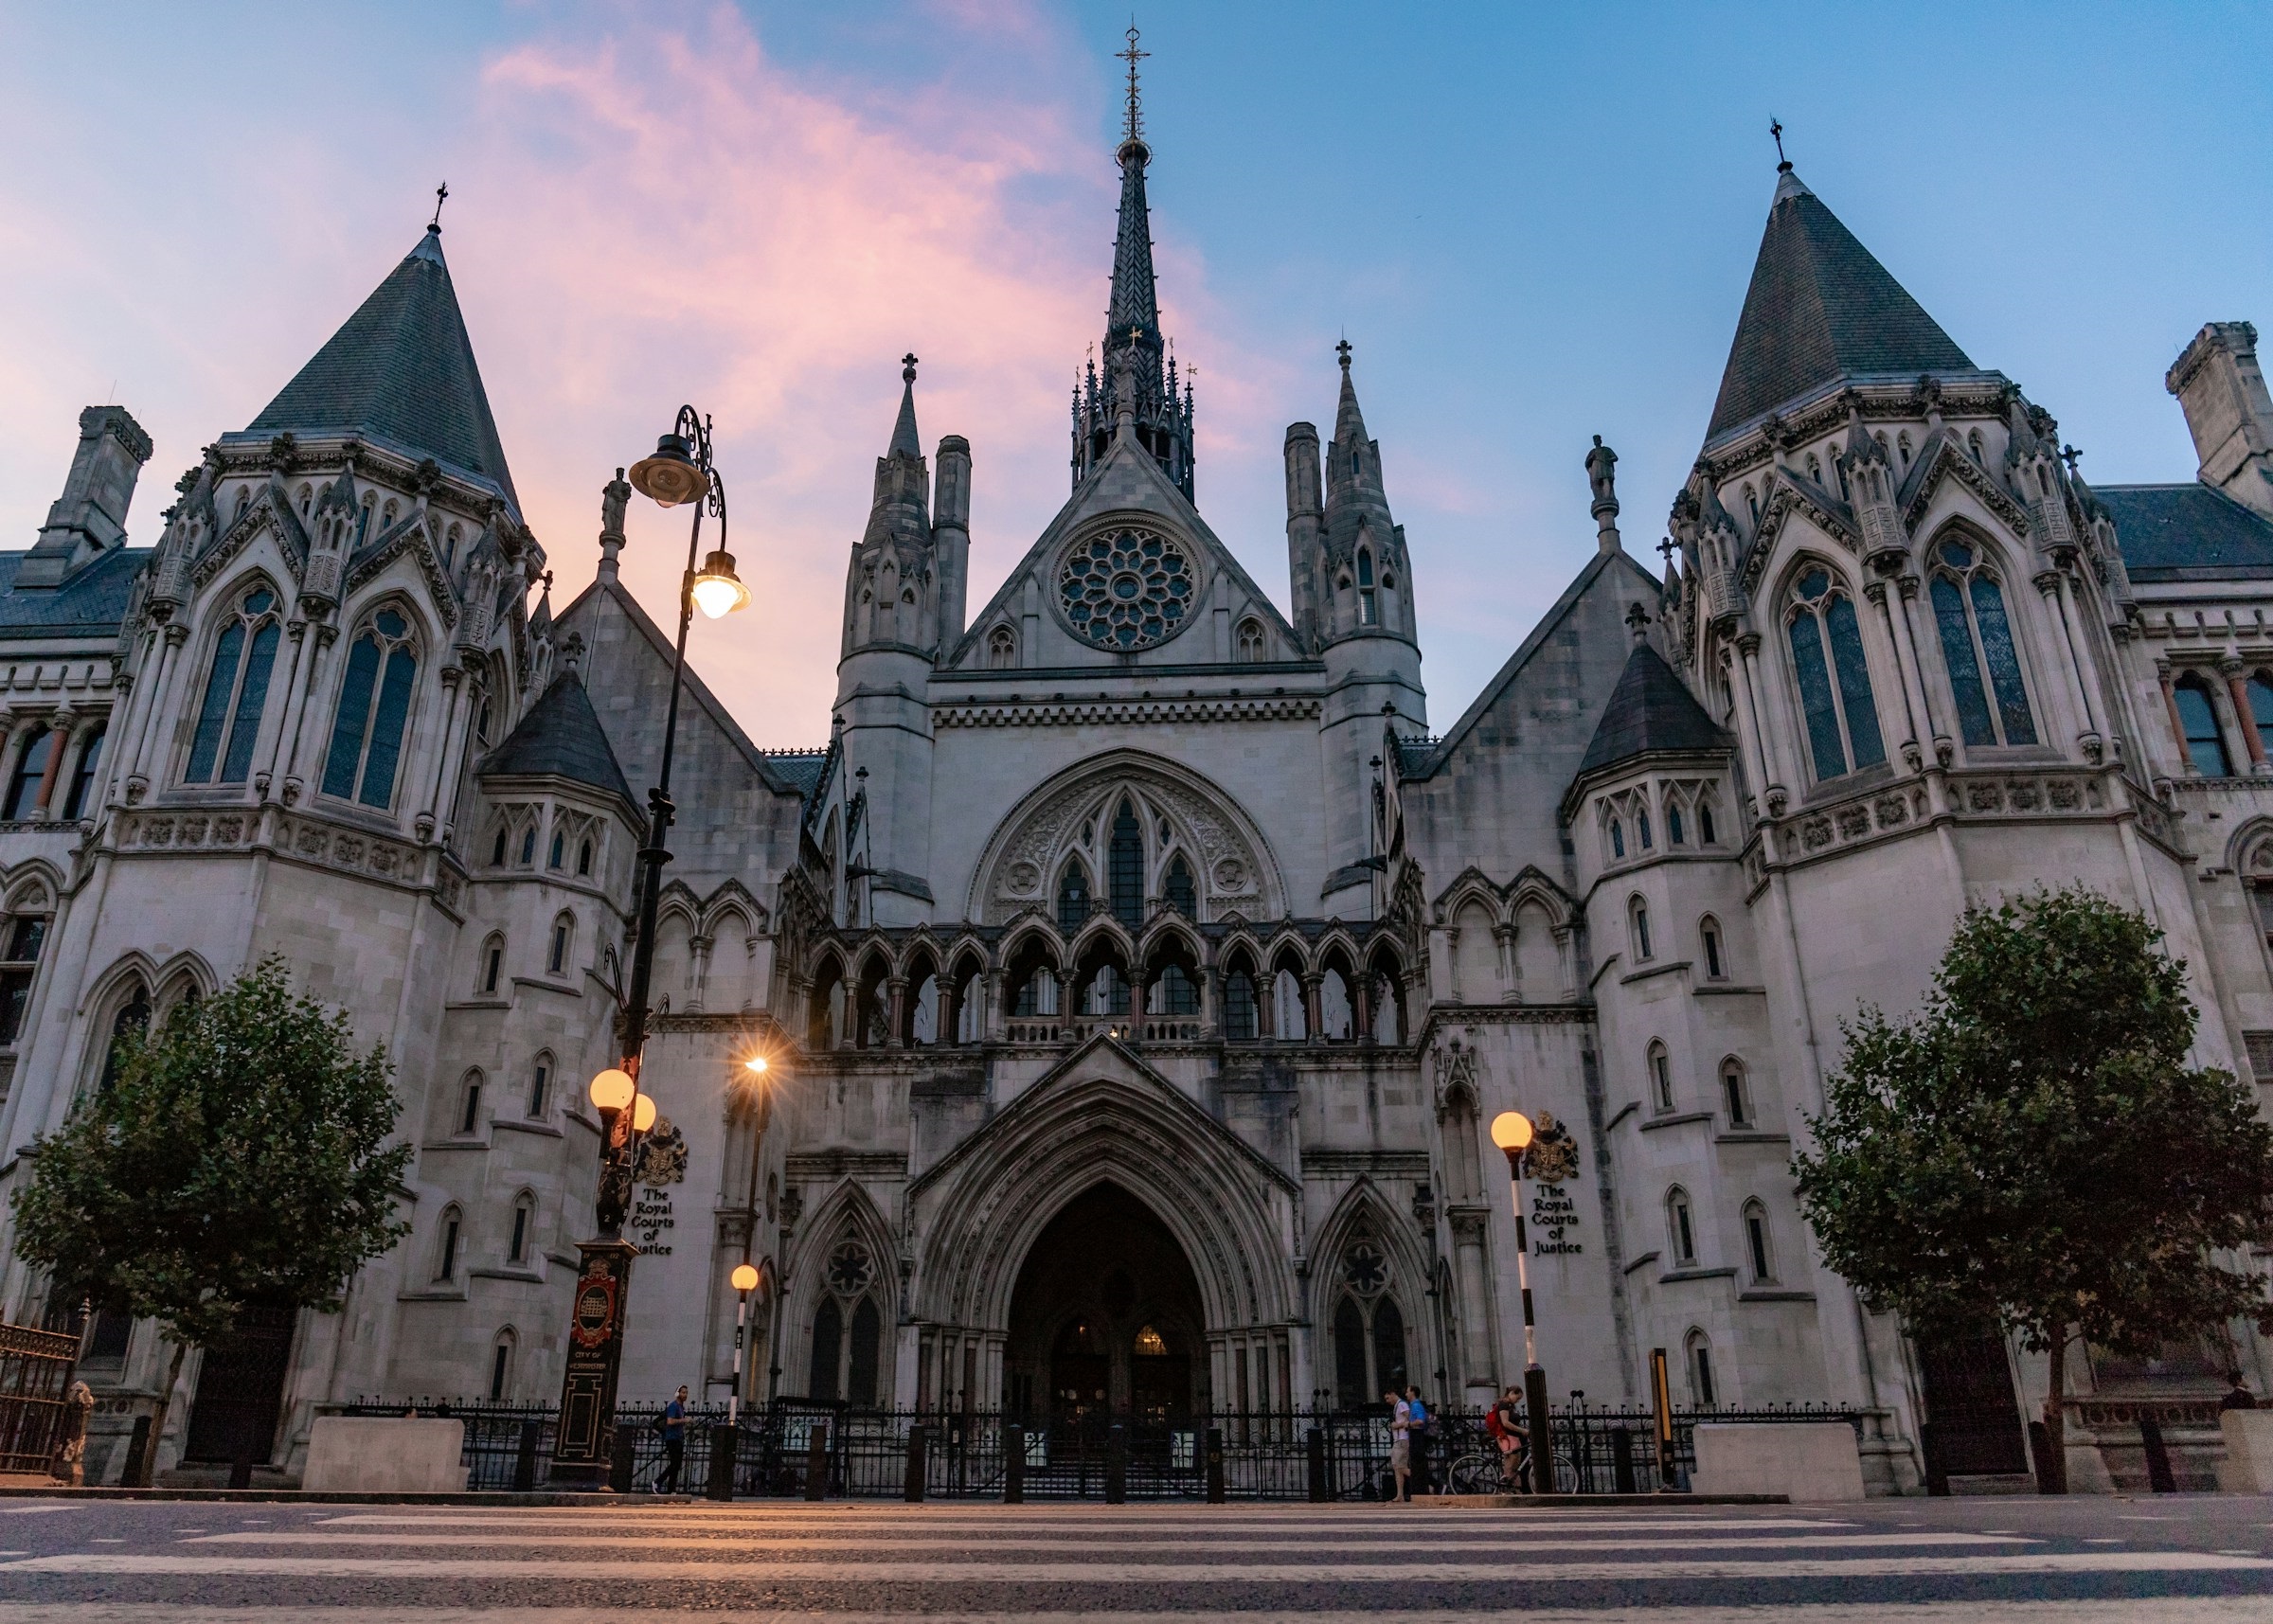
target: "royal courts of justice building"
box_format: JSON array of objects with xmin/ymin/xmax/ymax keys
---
[{"xmin": 2, "ymin": 77, "xmax": 2270, "ymax": 1490}]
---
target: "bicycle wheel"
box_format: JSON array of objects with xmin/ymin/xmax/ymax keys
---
[
  {"xmin": 1551, "ymin": 1452, "xmax": 1580, "ymax": 1495},
  {"xmin": 1442, "ymin": 1451, "xmax": 1498, "ymax": 1495}
]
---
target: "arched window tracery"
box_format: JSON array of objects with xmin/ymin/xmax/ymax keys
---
[
  {"xmin": 185, "ymin": 584, "xmax": 282, "ymax": 786},
  {"xmin": 1785, "ymin": 565, "xmax": 1884, "ymax": 780},
  {"xmin": 1928, "ymin": 538, "xmax": 2035, "ymax": 747},
  {"xmin": 97, "ymin": 979, "xmax": 151, "ymax": 1094},
  {"xmin": 1356, "ymin": 549, "xmax": 1378, "ymax": 625},
  {"xmin": 809, "ymin": 1238, "xmax": 883, "ymax": 1405},
  {"xmin": 320, "ymin": 607, "xmax": 419, "ymax": 809},
  {"xmin": 1163, "ymin": 854, "xmax": 1196, "ymax": 918},
  {"xmin": 1055, "ymin": 861, "xmax": 1091, "ymax": 934},
  {"xmin": 1330, "ymin": 1237, "xmax": 1406, "ymax": 1408},
  {"xmin": 1222, "ymin": 952, "xmax": 1259, "ymax": 1040},
  {"xmin": 1107, "ymin": 799, "xmax": 1143, "ymax": 928},
  {"xmin": 1236, "ymin": 617, "xmax": 1265, "ymax": 662},
  {"xmin": 987, "ymin": 625, "xmax": 1016, "ymax": 669}
]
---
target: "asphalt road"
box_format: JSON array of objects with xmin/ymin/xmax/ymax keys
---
[{"xmin": 0, "ymin": 1492, "xmax": 2266, "ymax": 1619}]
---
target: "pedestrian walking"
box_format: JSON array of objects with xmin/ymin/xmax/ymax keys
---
[
  {"xmin": 1485, "ymin": 1384, "xmax": 1529, "ymax": 1492},
  {"xmin": 1404, "ymin": 1384, "xmax": 1432, "ymax": 1496},
  {"xmin": 1385, "ymin": 1387, "xmax": 1412, "ymax": 1502},
  {"xmin": 652, "ymin": 1384, "xmax": 689, "ymax": 1493}
]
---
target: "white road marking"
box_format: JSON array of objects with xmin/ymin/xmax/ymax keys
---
[
  {"xmin": 310, "ymin": 1511, "xmax": 1850, "ymax": 1533},
  {"xmin": 0, "ymin": 1508, "xmax": 78, "ymax": 1519},
  {"xmin": 3, "ymin": 1605, "xmax": 2272, "ymax": 1624},
  {"xmin": 188, "ymin": 1529, "xmax": 2027, "ymax": 1555},
  {"xmin": 6, "ymin": 1551, "xmax": 2265, "ymax": 1581}
]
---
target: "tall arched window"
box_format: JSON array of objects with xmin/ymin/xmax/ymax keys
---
[
  {"xmin": 1224, "ymin": 961, "xmax": 1258, "ymax": 1040},
  {"xmin": 508, "ymin": 1191, "xmax": 535, "ymax": 1264},
  {"xmin": 1786, "ymin": 565, "xmax": 1884, "ymax": 780},
  {"xmin": 437, "ymin": 1205, "xmax": 464, "ymax": 1282},
  {"xmin": 1108, "ymin": 799, "xmax": 1143, "ymax": 928},
  {"xmin": 1236, "ymin": 618, "xmax": 1265, "ymax": 662},
  {"xmin": 809, "ymin": 1240, "xmax": 882, "ymax": 1404},
  {"xmin": 528, "ymin": 1053, "xmax": 552, "ymax": 1116},
  {"xmin": 63, "ymin": 722, "xmax": 107, "ymax": 820},
  {"xmin": 1, "ymin": 731, "xmax": 52, "ymax": 822},
  {"xmin": 1929, "ymin": 539, "xmax": 2035, "ymax": 747},
  {"xmin": 1608, "ymin": 817, "xmax": 1625, "ymax": 860},
  {"xmin": 479, "ymin": 934, "xmax": 505, "ymax": 995},
  {"xmin": 1330, "ymin": 1239, "xmax": 1406, "ymax": 1407},
  {"xmin": 1056, "ymin": 861, "xmax": 1090, "ymax": 934},
  {"xmin": 457, "ymin": 1070, "xmax": 484, "ymax": 1136},
  {"xmin": 489, "ymin": 1329, "xmax": 515, "ymax": 1400},
  {"xmin": 97, "ymin": 980, "xmax": 151, "ymax": 1093},
  {"xmin": 1163, "ymin": 854, "xmax": 1196, "ymax": 917},
  {"xmin": 2175, "ymin": 676, "xmax": 2232, "ymax": 777},
  {"xmin": 1356, "ymin": 549, "xmax": 1378, "ymax": 625},
  {"xmin": 1667, "ymin": 1186, "xmax": 1697, "ymax": 1264},
  {"xmin": 1648, "ymin": 1041, "xmax": 1673, "ymax": 1113},
  {"xmin": 320, "ymin": 608, "xmax": 418, "ymax": 809},
  {"xmin": 1629, "ymin": 896, "xmax": 1653, "ymax": 961},
  {"xmin": 0, "ymin": 909, "xmax": 47, "ymax": 1046},
  {"xmin": 1272, "ymin": 966, "xmax": 1306, "ymax": 1040},
  {"xmin": 1721, "ymin": 1058, "xmax": 1752, "ymax": 1128},
  {"xmin": 1687, "ymin": 1328, "xmax": 1717, "ymax": 1406},
  {"xmin": 2249, "ymin": 674, "xmax": 2273, "ymax": 768},
  {"xmin": 547, "ymin": 913, "xmax": 574, "ymax": 976},
  {"xmin": 1743, "ymin": 1199, "xmax": 1776, "ymax": 1283},
  {"xmin": 987, "ymin": 625, "xmax": 1016, "ymax": 669},
  {"xmin": 548, "ymin": 829, "xmax": 565, "ymax": 869},
  {"xmin": 185, "ymin": 585, "xmax": 282, "ymax": 785},
  {"xmin": 1699, "ymin": 916, "xmax": 1726, "ymax": 980}
]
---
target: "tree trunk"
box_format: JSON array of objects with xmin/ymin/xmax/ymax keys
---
[
  {"xmin": 2038, "ymin": 1326, "xmax": 2069, "ymax": 1495},
  {"xmin": 136, "ymin": 1339, "xmax": 189, "ymax": 1489}
]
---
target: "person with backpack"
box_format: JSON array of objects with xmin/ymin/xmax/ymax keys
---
[
  {"xmin": 1404, "ymin": 1385, "xmax": 1432, "ymax": 1496},
  {"xmin": 652, "ymin": 1385, "xmax": 689, "ymax": 1493},
  {"xmin": 1385, "ymin": 1387, "xmax": 1413, "ymax": 1502},
  {"xmin": 1485, "ymin": 1385, "xmax": 1530, "ymax": 1492}
]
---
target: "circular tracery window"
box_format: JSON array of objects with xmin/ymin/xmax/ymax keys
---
[{"xmin": 1060, "ymin": 527, "xmax": 1195, "ymax": 650}]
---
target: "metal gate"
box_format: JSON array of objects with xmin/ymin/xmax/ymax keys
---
[
  {"xmin": 184, "ymin": 1303, "xmax": 296, "ymax": 1465},
  {"xmin": 1917, "ymin": 1330, "xmax": 2029, "ymax": 1488}
]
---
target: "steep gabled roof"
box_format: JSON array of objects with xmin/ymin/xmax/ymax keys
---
[
  {"xmin": 1576, "ymin": 642, "xmax": 1730, "ymax": 778},
  {"xmin": 478, "ymin": 670, "xmax": 635, "ymax": 807},
  {"xmin": 0, "ymin": 545, "xmax": 146, "ymax": 640},
  {"xmin": 1708, "ymin": 169, "xmax": 1978, "ymax": 443},
  {"xmin": 245, "ymin": 226, "xmax": 519, "ymax": 515},
  {"xmin": 2098, "ymin": 482, "xmax": 2273, "ymax": 583}
]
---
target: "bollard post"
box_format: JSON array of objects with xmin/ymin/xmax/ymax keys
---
[
  {"xmin": 228, "ymin": 1431, "xmax": 255, "ymax": 1490},
  {"xmin": 1003, "ymin": 1422, "xmax": 1025, "ymax": 1504},
  {"xmin": 121, "ymin": 1416, "xmax": 152, "ymax": 1489},
  {"xmin": 2139, "ymin": 1415, "xmax": 2177, "ymax": 1494},
  {"xmin": 904, "ymin": 1423, "xmax": 928, "ymax": 1503},
  {"xmin": 707, "ymin": 1423, "xmax": 737, "ymax": 1502},
  {"xmin": 1204, "ymin": 1426, "xmax": 1226, "ymax": 1504},
  {"xmin": 513, "ymin": 1419, "xmax": 541, "ymax": 1492},
  {"xmin": 803, "ymin": 1421, "xmax": 830, "ymax": 1502},
  {"xmin": 609, "ymin": 1424, "xmax": 636, "ymax": 1493},
  {"xmin": 1104, "ymin": 1422, "xmax": 1126, "ymax": 1505},
  {"xmin": 1305, "ymin": 1425, "xmax": 1328, "ymax": 1502},
  {"xmin": 1610, "ymin": 1426, "xmax": 1636, "ymax": 1495},
  {"xmin": 1649, "ymin": 1348, "xmax": 1675, "ymax": 1492}
]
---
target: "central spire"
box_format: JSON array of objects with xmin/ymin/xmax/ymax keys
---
[{"xmin": 1072, "ymin": 24, "xmax": 1193, "ymax": 501}]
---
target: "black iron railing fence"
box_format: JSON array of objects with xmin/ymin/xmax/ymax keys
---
[{"xmin": 338, "ymin": 1397, "xmax": 1863, "ymax": 1499}]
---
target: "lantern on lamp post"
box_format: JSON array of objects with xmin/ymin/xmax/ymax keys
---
[{"xmin": 1491, "ymin": 1110, "xmax": 1558, "ymax": 1495}]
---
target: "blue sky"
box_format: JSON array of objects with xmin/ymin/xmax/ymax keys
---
[{"xmin": 0, "ymin": 2, "xmax": 2265, "ymax": 738}]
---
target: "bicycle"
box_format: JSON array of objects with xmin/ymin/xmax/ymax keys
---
[{"xmin": 1442, "ymin": 1441, "xmax": 1579, "ymax": 1496}]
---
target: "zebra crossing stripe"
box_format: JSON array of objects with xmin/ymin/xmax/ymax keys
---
[{"xmin": 189, "ymin": 1530, "xmax": 2030, "ymax": 1554}]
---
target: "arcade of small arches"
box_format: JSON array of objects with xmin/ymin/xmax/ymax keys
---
[{"xmin": 798, "ymin": 920, "xmax": 1417, "ymax": 1051}]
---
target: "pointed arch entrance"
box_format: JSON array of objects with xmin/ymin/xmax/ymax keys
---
[{"xmin": 1005, "ymin": 1182, "xmax": 1205, "ymax": 1421}]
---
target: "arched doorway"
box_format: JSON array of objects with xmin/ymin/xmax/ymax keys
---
[{"xmin": 1004, "ymin": 1182, "xmax": 1206, "ymax": 1421}]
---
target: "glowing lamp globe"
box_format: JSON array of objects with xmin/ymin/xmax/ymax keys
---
[
  {"xmin": 1490, "ymin": 1111, "xmax": 1534, "ymax": 1152},
  {"xmin": 589, "ymin": 1068, "xmax": 635, "ymax": 1114},
  {"xmin": 743, "ymin": 1054, "xmax": 769, "ymax": 1075},
  {"xmin": 690, "ymin": 549, "xmax": 750, "ymax": 618},
  {"xmin": 730, "ymin": 1263, "xmax": 761, "ymax": 1294},
  {"xmin": 628, "ymin": 433, "xmax": 706, "ymax": 507},
  {"xmin": 632, "ymin": 1093, "xmax": 658, "ymax": 1133}
]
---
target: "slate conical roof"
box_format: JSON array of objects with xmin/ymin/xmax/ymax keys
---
[
  {"xmin": 1105, "ymin": 137, "xmax": 1163, "ymax": 357},
  {"xmin": 478, "ymin": 670, "xmax": 635, "ymax": 806},
  {"xmin": 1576, "ymin": 643, "xmax": 1730, "ymax": 778},
  {"xmin": 246, "ymin": 225, "xmax": 520, "ymax": 515},
  {"xmin": 1706, "ymin": 168, "xmax": 1976, "ymax": 442}
]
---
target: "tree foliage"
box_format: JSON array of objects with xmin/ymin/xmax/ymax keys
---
[
  {"xmin": 13, "ymin": 955, "xmax": 412, "ymax": 1347},
  {"xmin": 1796, "ymin": 888, "xmax": 2273, "ymax": 1483}
]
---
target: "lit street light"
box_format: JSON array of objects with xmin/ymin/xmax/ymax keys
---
[
  {"xmin": 729, "ymin": 1262, "xmax": 761, "ymax": 1426},
  {"xmin": 548, "ymin": 407, "xmax": 749, "ymax": 1489},
  {"xmin": 1491, "ymin": 1109, "xmax": 1558, "ymax": 1495}
]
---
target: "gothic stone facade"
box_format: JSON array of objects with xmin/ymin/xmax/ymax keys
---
[{"xmin": 2, "ymin": 141, "xmax": 2271, "ymax": 1494}]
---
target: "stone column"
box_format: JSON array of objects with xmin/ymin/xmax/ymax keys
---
[
  {"xmin": 1493, "ymin": 923, "xmax": 1518, "ymax": 1003},
  {"xmin": 2207, "ymin": 663, "xmax": 2252, "ymax": 776},
  {"xmin": 2050, "ymin": 566, "xmax": 2109, "ymax": 761},
  {"xmin": 1736, "ymin": 634, "xmax": 1793, "ymax": 815},
  {"xmin": 1864, "ymin": 581, "xmax": 1924, "ymax": 770},
  {"xmin": 1301, "ymin": 973, "xmax": 1323, "ymax": 1043},
  {"xmin": 125, "ymin": 622, "xmax": 191, "ymax": 798},
  {"xmin": 689, "ymin": 937, "xmax": 714, "ymax": 1013},
  {"xmin": 415, "ymin": 664, "xmax": 468, "ymax": 840},
  {"xmin": 2028, "ymin": 570, "xmax": 2090, "ymax": 753},
  {"xmin": 2157, "ymin": 661, "xmax": 2191, "ymax": 773},
  {"xmin": 255, "ymin": 617, "xmax": 313, "ymax": 799},
  {"xmin": 885, "ymin": 975, "xmax": 907, "ymax": 1046},
  {"xmin": 31, "ymin": 712, "xmax": 71, "ymax": 815},
  {"xmin": 983, "ymin": 969, "xmax": 1005, "ymax": 1041},
  {"xmin": 1443, "ymin": 925, "xmax": 1463, "ymax": 1002},
  {"xmin": 1719, "ymin": 647, "xmax": 1771, "ymax": 818}
]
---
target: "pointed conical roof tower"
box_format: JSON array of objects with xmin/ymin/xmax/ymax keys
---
[
  {"xmin": 1072, "ymin": 26, "xmax": 1195, "ymax": 500},
  {"xmin": 1706, "ymin": 159, "xmax": 1977, "ymax": 443},
  {"xmin": 243, "ymin": 222, "xmax": 520, "ymax": 516}
]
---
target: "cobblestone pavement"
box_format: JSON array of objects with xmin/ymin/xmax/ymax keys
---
[{"xmin": 0, "ymin": 1494, "xmax": 2267, "ymax": 1619}]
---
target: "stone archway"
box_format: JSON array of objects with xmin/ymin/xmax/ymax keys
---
[{"xmin": 1005, "ymin": 1182, "xmax": 1207, "ymax": 1421}]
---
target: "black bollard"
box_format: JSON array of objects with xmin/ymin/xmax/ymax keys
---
[
  {"xmin": 121, "ymin": 1416, "xmax": 152, "ymax": 1489},
  {"xmin": 512, "ymin": 1419, "xmax": 540, "ymax": 1492},
  {"xmin": 1003, "ymin": 1422, "xmax": 1025, "ymax": 1504},
  {"xmin": 2139, "ymin": 1415, "xmax": 2177, "ymax": 1494},
  {"xmin": 904, "ymin": 1423, "xmax": 928, "ymax": 1503},
  {"xmin": 1305, "ymin": 1425, "xmax": 1328, "ymax": 1503},
  {"xmin": 707, "ymin": 1423, "xmax": 737, "ymax": 1502},
  {"xmin": 609, "ymin": 1425, "xmax": 636, "ymax": 1493},
  {"xmin": 1104, "ymin": 1422, "xmax": 1127, "ymax": 1505},
  {"xmin": 804, "ymin": 1421, "xmax": 830, "ymax": 1501},
  {"xmin": 1205, "ymin": 1426, "xmax": 1226, "ymax": 1504},
  {"xmin": 228, "ymin": 1431, "xmax": 255, "ymax": 1490},
  {"xmin": 1610, "ymin": 1426, "xmax": 1636, "ymax": 1495}
]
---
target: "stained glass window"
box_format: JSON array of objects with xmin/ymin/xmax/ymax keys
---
[
  {"xmin": 322, "ymin": 609, "xmax": 418, "ymax": 808},
  {"xmin": 1786, "ymin": 566, "xmax": 1884, "ymax": 780},
  {"xmin": 1930, "ymin": 540, "xmax": 2035, "ymax": 748},
  {"xmin": 187, "ymin": 586, "xmax": 280, "ymax": 785}
]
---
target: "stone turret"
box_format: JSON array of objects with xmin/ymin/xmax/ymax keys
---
[
  {"xmin": 24, "ymin": 406, "xmax": 152, "ymax": 588},
  {"xmin": 2168, "ymin": 321, "xmax": 2273, "ymax": 518}
]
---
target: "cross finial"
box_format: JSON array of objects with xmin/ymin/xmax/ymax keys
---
[
  {"xmin": 1769, "ymin": 118, "xmax": 1789, "ymax": 172},
  {"xmin": 1119, "ymin": 24, "xmax": 1149, "ymax": 148},
  {"xmin": 431, "ymin": 181, "xmax": 449, "ymax": 230},
  {"xmin": 1657, "ymin": 536, "xmax": 1676, "ymax": 568},
  {"xmin": 902, "ymin": 352, "xmax": 919, "ymax": 384},
  {"xmin": 1335, "ymin": 338, "xmax": 1352, "ymax": 371},
  {"xmin": 2061, "ymin": 443, "xmax": 2082, "ymax": 473}
]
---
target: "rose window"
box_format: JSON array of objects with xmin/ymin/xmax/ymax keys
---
[{"xmin": 1060, "ymin": 527, "xmax": 1194, "ymax": 650}]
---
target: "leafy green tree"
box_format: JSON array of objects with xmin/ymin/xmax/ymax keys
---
[
  {"xmin": 1795, "ymin": 887, "xmax": 2273, "ymax": 1490},
  {"xmin": 12, "ymin": 956, "xmax": 411, "ymax": 1483}
]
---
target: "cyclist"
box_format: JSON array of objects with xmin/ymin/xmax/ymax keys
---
[{"xmin": 1484, "ymin": 1385, "xmax": 1529, "ymax": 1491}]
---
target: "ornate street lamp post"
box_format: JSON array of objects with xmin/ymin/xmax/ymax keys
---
[
  {"xmin": 728, "ymin": 1262, "xmax": 760, "ymax": 1426},
  {"xmin": 1491, "ymin": 1110, "xmax": 1558, "ymax": 1495},
  {"xmin": 548, "ymin": 409, "xmax": 748, "ymax": 1488}
]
